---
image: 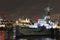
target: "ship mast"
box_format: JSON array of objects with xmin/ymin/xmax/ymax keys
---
[
  {"xmin": 44, "ymin": 6, "xmax": 53, "ymax": 24},
  {"xmin": 45, "ymin": 6, "xmax": 52, "ymax": 15}
]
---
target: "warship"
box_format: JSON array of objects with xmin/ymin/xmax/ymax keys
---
[{"xmin": 15, "ymin": 7, "xmax": 59, "ymax": 36}]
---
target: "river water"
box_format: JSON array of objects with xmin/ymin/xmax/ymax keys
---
[{"xmin": 17, "ymin": 36, "xmax": 59, "ymax": 40}]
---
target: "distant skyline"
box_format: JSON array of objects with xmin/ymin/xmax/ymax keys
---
[{"xmin": 0, "ymin": 0, "xmax": 60, "ymax": 19}]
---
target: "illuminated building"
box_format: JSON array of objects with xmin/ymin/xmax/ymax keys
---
[
  {"xmin": 0, "ymin": 17, "xmax": 5, "ymax": 27},
  {"xmin": 15, "ymin": 18, "xmax": 30, "ymax": 27}
]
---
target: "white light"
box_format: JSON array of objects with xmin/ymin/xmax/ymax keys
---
[
  {"xmin": 0, "ymin": 25, "xmax": 5, "ymax": 27},
  {"xmin": 29, "ymin": 25, "xmax": 38, "ymax": 28},
  {"xmin": 39, "ymin": 23, "xmax": 44, "ymax": 26}
]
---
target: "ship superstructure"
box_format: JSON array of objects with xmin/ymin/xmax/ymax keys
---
[{"xmin": 28, "ymin": 15, "xmax": 57, "ymax": 29}]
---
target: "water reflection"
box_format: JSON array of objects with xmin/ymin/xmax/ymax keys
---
[
  {"xmin": 17, "ymin": 36, "xmax": 56, "ymax": 40},
  {"xmin": 35, "ymin": 37, "xmax": 56, "ymax": 40}
]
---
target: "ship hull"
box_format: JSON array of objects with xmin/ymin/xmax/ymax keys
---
[
  {"xmin": 16, "ymin": 26, "xmax": 51, "ymax": 36},
  {"xmin": 16, "ymin": 26, "xmax": 60, "ymax": 37}
]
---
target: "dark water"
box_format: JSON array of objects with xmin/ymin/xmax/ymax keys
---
[
  {"xmin": 5, "ymin": 27, "xmax": 60, "ymax": 40},
  {"xmin": 17, "ymin": 36, "xmax": 59, "ymax": 40}
]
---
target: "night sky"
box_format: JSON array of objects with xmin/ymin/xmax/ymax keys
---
[{"xmin": 0, "ymin": 0, "xmax": 60, "ymax": 19}]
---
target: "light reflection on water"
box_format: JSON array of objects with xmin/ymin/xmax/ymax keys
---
[{"xmin": 17, "ymin": 36, "xmax": 57, "ymax": 40}]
